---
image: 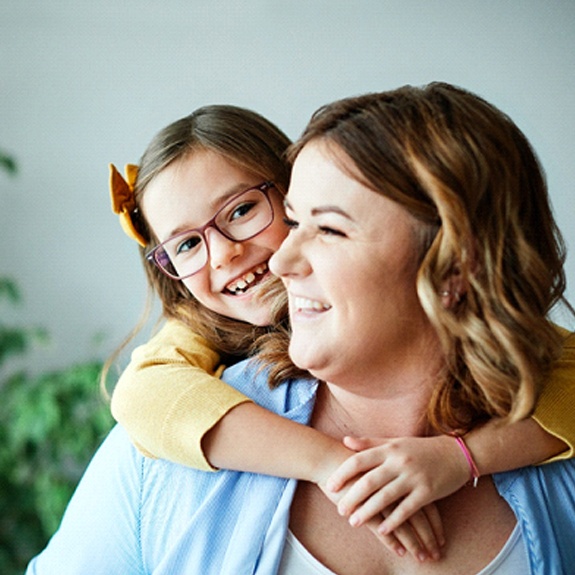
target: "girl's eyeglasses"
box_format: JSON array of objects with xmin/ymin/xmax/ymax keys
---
[{"xmin": 146, "ymin": 181, "xmax": 276, "ymax": 280}]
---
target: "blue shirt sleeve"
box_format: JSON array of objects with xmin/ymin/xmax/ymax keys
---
[{"xmin": 26, "ymin": 425, "xmax": 145, "ymax": 575}]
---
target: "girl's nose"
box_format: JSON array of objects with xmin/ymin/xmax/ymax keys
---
[{"xmin": 205, "ymin": 227, "xmax": 244, "ymax": 269}]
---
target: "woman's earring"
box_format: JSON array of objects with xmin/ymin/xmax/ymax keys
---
[{"xmin": 439, "ymin": 289, "xmax": 462, "ymax": 307}]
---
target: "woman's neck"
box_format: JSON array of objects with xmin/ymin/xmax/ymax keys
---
[
  {"xmin": 311, "ymin": 331, "xmax": 445, "ymax": 439},
  {"xmin": 313, "ymin": 378, "xmax": 435, "ymax": 439}
]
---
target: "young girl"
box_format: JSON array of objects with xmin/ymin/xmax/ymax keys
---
[{"xmin": 108, "ymin": 104, "xmax": 575, "ymax": 562}]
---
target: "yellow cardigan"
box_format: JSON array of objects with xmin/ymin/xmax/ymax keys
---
[
  {"xmin": 532, "ymin": 327, "xmax": 575, "ymax": 461},
  {"xmin": 111, "ymin": 319, "xmax": 250, "ymax": 471},
  {"xmin": 111, "ymin": 319, "xmax": 575, "ymax": 470}
]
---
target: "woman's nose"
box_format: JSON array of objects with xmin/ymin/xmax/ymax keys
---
[
  {"xmin": 269, "ymin": 231, "xmax": 308, "ymax": 278},
  {"xmin": 205, "ymin": 227, "xmax": 243, "ymax": 269}
]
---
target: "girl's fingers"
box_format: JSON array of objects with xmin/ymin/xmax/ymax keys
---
[
  {"xmin": 422, "ymin": 504, "xmax": 445, "ymax": 550},
  {"xmin": 397, "ymin": 506, "xmax": 443, "ymax": 561},
  {"xmin": 327, "ymin": 449, "xmax": 387, "ymax": 493},
  {"xmin": 346, "ymin": 479, "xmax": 408, "ymax": 525},
  {"xmin": 342, "ymin": 436, "xmax": 380, "ymax": 451},
  {"xmin": 364, "ymin": 519, "xmax": 407, "ymax": 559},
  {"xmin": 377, "ymin": 512, "xmax": 428, "ymax": 562},
  {"xmin": 376, "ymin": 490, "xmax": 430, "ymax": 535},
  {"xmin": 336, "ymin": 467, "xmax": 397, "ymax": 517}
]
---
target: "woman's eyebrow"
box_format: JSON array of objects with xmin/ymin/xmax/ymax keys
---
[
  {"xmin": 311, "ymin": 206, "xmax": 353, "ymax": 220},
  {"xmin": 284, "ymin": 198, "xmax": 353, "ymax": 220}
]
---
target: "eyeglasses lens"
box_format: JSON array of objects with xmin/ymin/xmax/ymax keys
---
[{"xmin": 155, "ymin": 186, "xmax": 273, "ymax": 279}]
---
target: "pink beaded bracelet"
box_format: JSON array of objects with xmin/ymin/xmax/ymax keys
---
[{"xmin": 452, "ymin": 435, "xmax": 480, "ymax": 487}]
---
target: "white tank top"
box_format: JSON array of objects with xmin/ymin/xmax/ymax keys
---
[{"xmin": 278, "ymin": 523, "xmax": 529, "ymax": 574}]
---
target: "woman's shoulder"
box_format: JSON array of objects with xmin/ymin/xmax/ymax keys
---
[
  {"xmin": 221, "ymin": 359, "xmax": 318, "ymax": 420},
  {"xmin": 494, "ymin": 459, "xmax": 575, "ymax": 568}
]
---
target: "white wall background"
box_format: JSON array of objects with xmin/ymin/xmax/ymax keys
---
[{"xmin": 2, "ymin": 0, "xmax": 574, "ymax": 372}]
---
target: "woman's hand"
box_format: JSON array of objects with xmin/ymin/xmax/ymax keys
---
[{"xmin": 326, "ymin": 435, "xmax": 470, "ymax": 539}]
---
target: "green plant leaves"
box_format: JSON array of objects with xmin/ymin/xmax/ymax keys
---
[{"xmin": 0, "ymin": 279, "xmax": 113, "ymax": 574}]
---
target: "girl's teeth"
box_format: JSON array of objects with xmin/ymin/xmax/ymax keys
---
[{"xmin": 226, "ymin": 264, "xmax": 268, "ymax": 293}]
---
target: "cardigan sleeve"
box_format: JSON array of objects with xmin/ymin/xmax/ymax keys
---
[
  {"xmin": 111, "ymin": 319, "xmax": 252, "ymax": 471},
  {"xmin": 532, "ymin": 327, "xmax": 575, "ymax": 462}
]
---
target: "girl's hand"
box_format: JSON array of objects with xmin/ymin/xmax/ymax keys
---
[
  {"xmin": 326, "ymin": 435, "xmax": 470, "ymax": 543},
  {"xmin": 367, "ymin": 502, "xmax": 444, "ymax": 562},
  {"xmin": 319, "ymin": 473, "xmax": 444, "ymax": 562}
]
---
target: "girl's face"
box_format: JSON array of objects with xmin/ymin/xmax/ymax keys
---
[
  {"xmin": 142, "ymin": 149, "xmax": 288, "ymax": 326},
  {"xmin": 270, "ymin": 141, "xmax": 437, "ymax": 388}
]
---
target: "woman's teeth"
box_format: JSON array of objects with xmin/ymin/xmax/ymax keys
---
[
  {"xmin": 294, "ymin": 297, "xmax": 331, "ymax": 311},
  {"xmin": 226, "ymin": 264, "xmax": 268, "ymax": 294}
]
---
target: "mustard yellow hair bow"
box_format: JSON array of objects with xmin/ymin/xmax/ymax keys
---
[{"xmin": 109, "ymin": 163, "xmax": 147, "ymax": 247}]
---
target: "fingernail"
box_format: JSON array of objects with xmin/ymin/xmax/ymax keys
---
[
  {"xmin": 396, "ymin": 546, "xmax": 406, "ymax": 557},
  {"xmin": 378, "ymin": 523, "xmax": 389, "ymax": 535},
  {"xmin": 349, "ymin": 515, "xmax": 360, "ymax": 527},
  {"xmin": 417, "ymin": 552, "xmax": 428, "ymax": 562}
]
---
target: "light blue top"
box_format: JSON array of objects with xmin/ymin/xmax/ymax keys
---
[{"xmin": 26, "ymin": 360, "xmax": 575, "ymax": 575}]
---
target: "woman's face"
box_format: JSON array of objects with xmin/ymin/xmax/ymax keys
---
[
  {"xmin": 142, "ymin": 149, "xmax": 288, "ymax": 326},
  {"xmin": 270, "ymin": 141, "xmax": 436, "ymax": 387}
]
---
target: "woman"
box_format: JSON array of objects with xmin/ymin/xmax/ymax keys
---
[
  {"xmin": 26, "ymin": 84, "xmax": 575, "ymax": 574},
  {"xmin": 267, "ymin": 82, "xmax": 575, "ymax": 573}
]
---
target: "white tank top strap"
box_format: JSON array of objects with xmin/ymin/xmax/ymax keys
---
[
  {"xmin": 279, "ymin": 523, "xmax": 529, "ymax": 575},
  {"xmin": 278, "ymin": 529, "xmax": 337, "ymax": 575}
]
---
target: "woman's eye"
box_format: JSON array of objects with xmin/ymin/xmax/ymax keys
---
[
  {"xmin": 319, "ymin": 226, "xmax": 346, "ymax": 237},
  {"xmin": 283, "ymin": 217, "xmax": 299, "ymax": 230}
]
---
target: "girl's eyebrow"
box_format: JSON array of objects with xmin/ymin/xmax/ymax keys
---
[
  {"xmin": 283, "ymin": 198, "xmax": 354, "ymax": 221},
  {"xmin": 166, "ymin": 182, "xmax": 254, "ymax": 239},
  {"xmin": 208, "ymin": 182, "xmax": 253, "ymax": 212}
]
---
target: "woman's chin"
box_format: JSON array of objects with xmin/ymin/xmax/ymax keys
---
[{"xmin": 288, "ymin": 342, "xmax": 328, "ymax": 379}]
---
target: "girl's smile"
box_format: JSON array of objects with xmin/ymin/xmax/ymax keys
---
[{"xmin": 142, "ymin": 149, "xmax": 288, "ymax": 326}]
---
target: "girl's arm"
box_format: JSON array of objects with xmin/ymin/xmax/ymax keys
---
[
  {"xmin": 203, "ymin": 390, "xmax": 444, "ymax": 561},
  {"xmin": 111, "ymin": 319, "xmax": 251, "ymax": 470},
  {"xmin": 324, "ymin": 328, "xmax": 575, "ymax": 535},
  {"xmin": 112, "ymin": 318, "xmax": 442, "ymax": 560}
]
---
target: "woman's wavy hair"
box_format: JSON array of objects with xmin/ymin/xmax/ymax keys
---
[
  {"xmin": 103, "ymin": 105, "xmax": 292, "ymax": 394},
  {"xmin": 262, "ymin": 82, "xmax": 572, "ymax": 431}
]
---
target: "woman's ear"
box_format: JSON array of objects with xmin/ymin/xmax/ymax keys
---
[{"xmin": 439, "ymin": 266, "xmax": 468, "ymax": 309}]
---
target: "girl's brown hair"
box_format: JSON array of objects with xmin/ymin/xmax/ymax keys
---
[{"xmin": 103, "ymin": 105, "xmax": 292, "ymax": 394}]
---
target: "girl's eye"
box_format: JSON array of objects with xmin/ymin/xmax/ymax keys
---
[
  {"xmin": 176, "ymin": 235, "xmax": 202, "ymax": 255},
  {"xmin": 230, "ymin": 201, "xmax": 256, "ymax": 221}
]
